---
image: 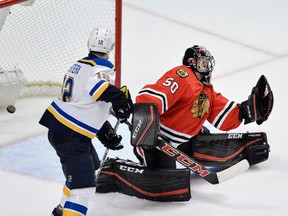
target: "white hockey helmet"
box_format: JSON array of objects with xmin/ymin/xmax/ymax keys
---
[{"xmin": 88, "ymin": 27, "xmax": 115, "ymax": 54}]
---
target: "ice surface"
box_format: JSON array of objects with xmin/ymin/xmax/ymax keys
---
[{"xmin": 0, "ymin": 0, "xmax": 287, "ymax": 215}]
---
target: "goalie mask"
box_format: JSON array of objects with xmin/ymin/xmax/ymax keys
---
[
  {"xmin": 182, "ymin": 45, "xmax": 215, "ymax": 86},
  {"xmin": 88, "ymin": 27, "xmax": 115, "ymax": 54}
]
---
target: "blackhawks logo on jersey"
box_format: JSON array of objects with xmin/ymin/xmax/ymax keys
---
[
  {"xmin": 191, "ymin": 92, "xmax": 210, "ymax": 118},
  {"xmin": 176, "ymin": 69, "xmax": 188, "ymax": 78}
]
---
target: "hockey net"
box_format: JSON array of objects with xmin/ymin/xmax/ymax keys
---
[{"xmin": 0, "ymin": 0, "xmax": 122, "ymax": 108}]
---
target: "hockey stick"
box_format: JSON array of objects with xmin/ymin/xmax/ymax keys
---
[
  {"xmin": 156, "ymin": 140, "xmax": 249, "ymax": 184},
  {"xmin": 96, "ymin": 120, "xmax": 120, "ymax": 178},
  {"xmin": 112, "ymin": 111, "xmax": 249, "ymax": 184}
]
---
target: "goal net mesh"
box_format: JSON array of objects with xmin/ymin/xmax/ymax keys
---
[{"xmin": 0, "ymin": 0, "xmax": 117, "ymax": 98}]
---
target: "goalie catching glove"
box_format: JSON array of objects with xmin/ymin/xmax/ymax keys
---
[
  {"xmin": 97, "ymin": 121, "xmax": 123, "ymax": 150},
  {"xmin": 239, "ymin": 75, "xmax": 274, "ymax": 125}
]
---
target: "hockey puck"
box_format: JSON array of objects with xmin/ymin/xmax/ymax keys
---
[{"xmin": 7, "ymin": 105, "xmax": 16, "ymax": 113}]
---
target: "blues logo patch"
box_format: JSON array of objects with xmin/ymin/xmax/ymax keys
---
[{"xmin": 96, "ymin": 72, "xmax": 110, "ymax": 82}]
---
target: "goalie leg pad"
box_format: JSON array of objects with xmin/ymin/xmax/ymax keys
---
[
  {"xmin": 96, "ymin": 158, "xmax": 191, "ymax": 202},
  {"xmin": 244, "ymin": 136, "xmax": 270, "ymax": 165},
  {"xmin": 191, "ymin": 132, "xmax": 270, "ymax": 167}
]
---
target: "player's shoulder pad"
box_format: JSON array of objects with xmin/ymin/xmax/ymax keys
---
[{"xmin": 78, "ymin": 56, "xmax": 114, "ymax": 70}]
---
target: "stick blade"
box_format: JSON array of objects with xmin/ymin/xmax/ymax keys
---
[{"xmin": 216, "ymin": 159, "xmax": 250, "ymax": 183}]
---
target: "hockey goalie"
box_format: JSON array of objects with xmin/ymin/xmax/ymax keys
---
[{"xmin": 97, "ymin": 45, "xmax": 274, "ymax": 202}]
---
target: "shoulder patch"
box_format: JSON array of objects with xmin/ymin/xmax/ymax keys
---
[
  {"xmin": 176, "ymin": 69, "xmax": 189, "ymax": 78},
  {"xmin": 96, "ymin": 72, "xmax": 111, "ymax": 82}
]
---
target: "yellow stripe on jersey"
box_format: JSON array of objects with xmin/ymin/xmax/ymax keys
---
[
  {"xmin": 78, "ymin": 59, "xmax": 97, "ymax": 66},
  {"xmin": 63, "ymin": 184, "xmax": 71, "ymax": 197},
  {"xmin": 47, "ymin": 105, "xmax": 96, "ymax": 139},
  {"xmin": 63, "ymin": 209, "xmax": 83, "ymax": 216},
  {"xmin": 92, "ymin": 81, "xmax": 109, "ymax": 101},
  {"xmin": 63, "ymin": 201, "xmax": 88, "ymax": 216}
]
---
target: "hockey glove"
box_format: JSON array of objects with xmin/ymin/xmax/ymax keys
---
[
  {"xmin": 97, "ymin": 121, "xmax": 123, "ymax": 150},
  {"xmin": 239, "ymin": 75, "xmax": 274, "ymax": 125},
  {"xmin": 112, "ymin": 86, "xmax": 134, "ymax": 123}
]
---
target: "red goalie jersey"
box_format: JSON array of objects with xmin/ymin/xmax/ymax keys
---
[{"xmin": 136, "ymin": 65, "xmax": 242, "ymax": 145}]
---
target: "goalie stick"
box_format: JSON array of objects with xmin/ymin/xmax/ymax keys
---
[
  {"xmin": 156, "ymin": 140, "xmax": 249, "ymax": 184},
  {"xmin": 111, "ymin": 107, "xmax": 249, "ymax": 185}
]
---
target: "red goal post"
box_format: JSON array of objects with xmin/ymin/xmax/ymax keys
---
[{"xmin": 0, "ymin": 0, "xmax": 122, "ymax": 103}]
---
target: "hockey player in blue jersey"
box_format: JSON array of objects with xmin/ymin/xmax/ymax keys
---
[{"xmin": 39, "ymin": 27, "xmax": 133, "ymax": 216}]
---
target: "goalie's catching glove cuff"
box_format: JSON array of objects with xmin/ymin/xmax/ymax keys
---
[
  {"xmin": 97, "ymin": 121, "xmax": 123, "ymax": 150},
  {"xmin": 239, "ymin": 94, "xmax": 257, "ymax": 124}
]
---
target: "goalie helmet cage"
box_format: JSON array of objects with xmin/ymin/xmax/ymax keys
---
[{"xmin": 0, "ymin": 0, "xmax": 122, "ymax": 99}]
